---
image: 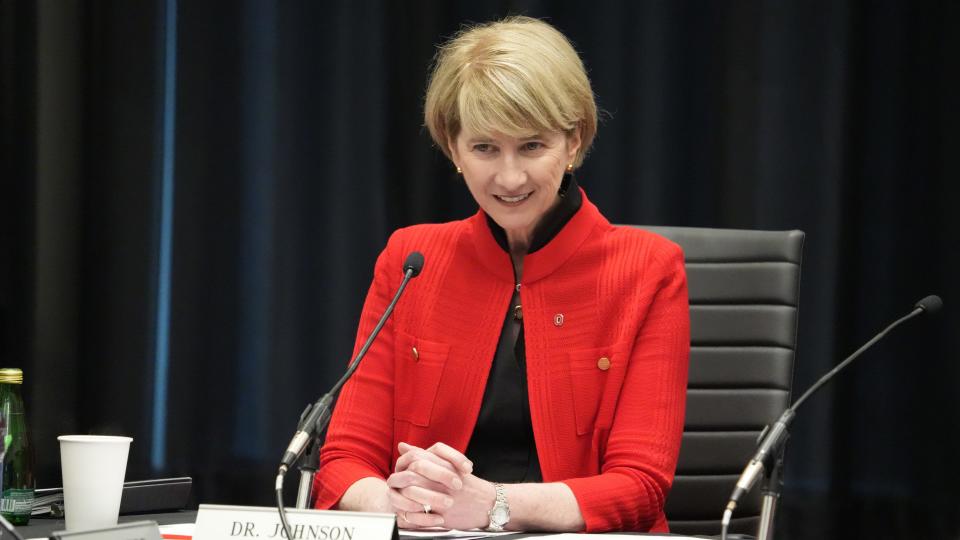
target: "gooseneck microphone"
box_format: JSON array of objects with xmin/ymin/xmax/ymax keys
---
[
  {"xmin": 914, "ymin": 294, "xmax": 943, "ymax": 313},
  {"xmin": 275, "ymin": 251, "xmax": 425, "ymax": 538},
  {"xmin": 278, "ymin": 251, "xmax": 424, "ymax": 470},
  {"xmin": 721, "ymin": 294, "xmax": 943, "ymax": 540}
]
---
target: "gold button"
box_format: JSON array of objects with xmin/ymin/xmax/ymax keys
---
[
  {"xmin": 597, "ymin": 357, "xmax": 611, "ymax": 371},
  {"xmin": 513, "ymin": 305, "xmax": 522, "ymax": 321},
  {"xmin": 412, "ymin": 347, "xmax": 419, "ymax": 361}
]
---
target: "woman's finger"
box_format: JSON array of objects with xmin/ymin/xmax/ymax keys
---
[
  {"xmin": 387, "ymin": 486, "xmax": 429, "ymax": 513},
  {"xmin": 395, "ymin": 511, "xmax": 418, "ymax": 530},
  {"xmin": 389, "ymin": 488, "xmax": 447, "ymax": 529},
  {"xmin": 398, "ymin": 485, "xmax": 455, "ymax": 511},
  {"xmin": 395, "ymin": 509, "xmax": 444, "ymax": 529},
  {"xmin": 386, "ymin": 470, "xmax": 448, "ymax": 493},
  {"xmin": 395, "ymin": 445, "xmax": 458, "ymax": 474},
  {"xmin": 426, "ymin": 442, "xmax": 474, "ymax": 474},
  {"xmin": 404, "ymin": 457, "xmax": 464, "ymax": 491}
]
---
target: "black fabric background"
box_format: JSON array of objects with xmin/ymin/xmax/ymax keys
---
[{"xmin": 2, "ymin": 1, "xmax": 958, "ymax": 538}]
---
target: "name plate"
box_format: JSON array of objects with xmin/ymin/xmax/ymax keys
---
[{"xmin": 195, "ymin": 504, "xmax": 398, "ymax": 540}]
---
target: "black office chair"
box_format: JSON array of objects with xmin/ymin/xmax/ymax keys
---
[{"xmin": 638, "ymin": 226, "xmax": 805, "ymax": 537}]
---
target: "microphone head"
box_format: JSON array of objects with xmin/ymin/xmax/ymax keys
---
[
  {"xmin": 915, "ymin": 295, "xmax": 943, "ymax": 314},
  {"xmin": 403, "ymin": 251, "xmax": 425, "ymax": 277}
]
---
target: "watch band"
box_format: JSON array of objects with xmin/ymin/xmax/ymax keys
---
[{"xmin": 486, "ymin": 483, "xmax": 510, "ymax": 531}]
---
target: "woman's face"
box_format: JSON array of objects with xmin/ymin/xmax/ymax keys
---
[{"xmin": 450, "ymin": 127, "xmax": 581, "ymax": 247}]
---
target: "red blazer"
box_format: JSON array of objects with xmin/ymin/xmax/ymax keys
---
[{"xmin": 314, "ymin": 190, "xmax": 689, "ymax": 533}]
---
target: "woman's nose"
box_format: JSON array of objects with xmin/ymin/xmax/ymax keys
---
[{"xmin": 494, "ymin": 159, "xmax": 526, "ymax": 192}]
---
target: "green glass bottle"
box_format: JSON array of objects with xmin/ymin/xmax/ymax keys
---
[{"xmin": 0, "ymin": 368, "xmax": 34, "ymax": 525}]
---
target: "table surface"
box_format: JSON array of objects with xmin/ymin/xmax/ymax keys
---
[
  {"xmin": 14, "ymin": 511, "xmax": 739, "ymax": 539},
  {"xmin": 16, "ymin": 510, "xmax": 198, "ymax": 538}
]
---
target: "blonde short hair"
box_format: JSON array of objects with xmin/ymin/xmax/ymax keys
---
[{"xmin": 424, "ymin": 16, "xmax": 598, "ymax": 168}]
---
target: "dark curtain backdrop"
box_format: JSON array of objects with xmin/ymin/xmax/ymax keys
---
[{"xmin": 2, "ymin": 1, "xmax": 958, "ymax": 539}]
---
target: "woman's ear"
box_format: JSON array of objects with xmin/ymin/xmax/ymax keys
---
[
  {"xmin": 566, "ymin": 124, "xmax": 583, "ymax": 163},
  {"xmin": 447, "ymin": 136, "xmax": 460, "ymax": 165}
]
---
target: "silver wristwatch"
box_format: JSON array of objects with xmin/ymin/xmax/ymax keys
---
[{"xmin": 486, "ymin": 483, "xmax": 510, "ymax": 531}]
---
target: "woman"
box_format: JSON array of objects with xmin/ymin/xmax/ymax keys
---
[{"xmin": 313, "ymin": 16, "xmax": 689, "ymax": 533}]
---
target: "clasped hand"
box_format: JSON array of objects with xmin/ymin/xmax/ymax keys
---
[{"xmin": 387, "ymin": 442, "xmax": 495, "ymax": 530}]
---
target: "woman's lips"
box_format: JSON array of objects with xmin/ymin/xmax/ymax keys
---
[{"xmin": 494, "ymin": 192, "xmax": 533, "ymax": 205}]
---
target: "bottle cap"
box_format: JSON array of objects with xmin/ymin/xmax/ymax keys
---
[{"xmin": 0, "ymin": 368, "xmax": 23, "ymax": 384}]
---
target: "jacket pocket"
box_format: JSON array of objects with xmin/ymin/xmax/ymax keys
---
[
  {"xmin": 566, "ymin": 343, "xmax": 628, "ymax": 435},
  {"xmin": 394, "ymin": 330, "xmax": 450, "ymax": 427}
]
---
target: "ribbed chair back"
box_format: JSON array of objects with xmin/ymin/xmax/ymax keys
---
[{"xmin": 637, "ymin": 226, "xmax": 805, "ymax": 536}]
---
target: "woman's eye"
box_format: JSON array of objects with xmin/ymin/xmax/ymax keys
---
[
  {"xmin": 522, "ymin": 141, "xmax": 544, "ymax": 151},
  {"xmin": 473, "ymin": 143, "xmax": 494, "ymax": 153}
]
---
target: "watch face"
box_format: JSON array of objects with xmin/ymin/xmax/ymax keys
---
[{"xmin": 491, "ymin": 505, "xmax": 509, "ymax": 524}]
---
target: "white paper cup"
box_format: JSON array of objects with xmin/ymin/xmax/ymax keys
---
[{"xmin": 58, "ymin": 435, "xmax": 132, "ymax": 531}]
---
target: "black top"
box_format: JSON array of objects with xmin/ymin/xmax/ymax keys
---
[{"xmin": 465, "ymin": 175, "xmax": 582, "ymax": 483}]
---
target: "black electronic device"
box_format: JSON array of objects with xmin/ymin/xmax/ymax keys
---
[{"xmin": 33, "ymin": 477, "xmax": 192, "ymax": 517}]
